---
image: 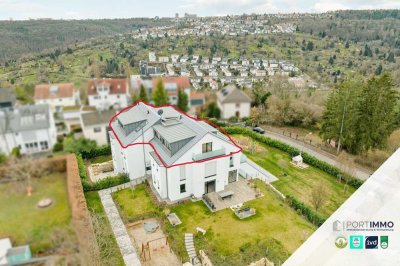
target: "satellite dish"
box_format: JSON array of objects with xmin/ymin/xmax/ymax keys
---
[{"xmin": 157, "ymin": 109, "xmax": 164, "ymax": 115}]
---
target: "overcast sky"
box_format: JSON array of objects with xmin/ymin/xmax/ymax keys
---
[{"xmin": 0, "ymin": 0, "xmax": 399, "ymax": 20}]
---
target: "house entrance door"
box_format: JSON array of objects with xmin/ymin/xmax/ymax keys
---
[{"xmin": 205, "ymin": 180, "xmax": 216, "ymax": 194}]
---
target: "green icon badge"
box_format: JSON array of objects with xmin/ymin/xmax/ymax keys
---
[
  {"xmin": 335, "ymin": 236, "xmax": 348, "ymax": 249},
  {"xmin": 380, "ymin": 236, "xmax": 388, "ymax": 249},
  {"xmin": 350, "ymin": 235, "xmax": 364, "ymax": 249}
]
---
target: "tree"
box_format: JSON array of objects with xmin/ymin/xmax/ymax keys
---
[
  {"xmin": 152, "ymin": 79, "xmax": 169, "ymax": 106},
  {"xmin": 387, "ymin": 52, "xmax": 396, "ymax": 63},
  {"xmin": 306, "ymin": 41, "xmax": 314, "ymax": 51},
  {"xmin": 138, "ymin": 84, "xmax": 149, "ymax": 103},
  {"xmin": 177, "ymin": 89, "xmax": 189, "ymax": 112},
  {"xmin": 375, "ymin": 64, "xmax": 383, "ymax": 75},
  {"xmin": 311, "ymin": 184, "xmax": 328, "ymax": 211},
  {"xmin": 205, "ymin": 102, "xmax": 221, "ymax": 119},
  {"xmin": 250, "ymin": 107, "xmax": 262, "ymax": 126},
  {"xmin": 363, "ymin": 44, "xmax": 373, "ymax": 57}
]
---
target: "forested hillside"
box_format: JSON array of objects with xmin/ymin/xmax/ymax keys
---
[{"xmin": 0, "ymin": 18, "xmax": 173, "ymax": 63}]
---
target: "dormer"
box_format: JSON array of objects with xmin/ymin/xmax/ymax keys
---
[
  {"xmin": 158, "ymin": 108, "xmax": 182, "ymax": 127},
  {"xmin": 117, "ymin": 108, "xmax": 147, "ymax": 135}
]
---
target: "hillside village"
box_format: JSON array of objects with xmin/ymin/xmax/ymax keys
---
[{"xmin": 0, "ymin": 8, "xmax": 399, "ymax": 266}]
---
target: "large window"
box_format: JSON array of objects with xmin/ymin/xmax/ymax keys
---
[
  {"xmin": 40, "ymin": 141, "xmax": 49, "ymax": 151},
  {"xmin": 202, "ymin": 142, "xmax": 212, "ymax": 153},
  {"xmin": 180, "ymin": 165, "xmax": 186, "ymax": 181},
  {"xmin": 180, "ymin": 184, "xmax": 186, "ymax": 193}
]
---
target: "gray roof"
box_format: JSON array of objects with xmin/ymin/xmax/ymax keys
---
[
  {"xmin": 0, "ymin": 104, "xmax": 51, "ymax": 134},
  {"xmin": 149, "ymin": 151, "xmax": 163, "ymax": 166},
  {"xmin": 153, "ymin": 123, "xmax": 196, "ymax": 144},
  {"xmin": 0, "ymin": 88, "xmax": 16, "ymax": 106},
  {"xmin": 81, "ymin": 109, "xmax": 116, "ymax": 127},
  {"xmin": 117, "ymin": 108, "xmax": 147, "ymax": 126},
  {"xmin": 217, "ymin": 85, "xmax": 252, "ymax": 104},
  {"xmin": 111, "ymin": 102, "xmax": 237, "ymax": 166}
]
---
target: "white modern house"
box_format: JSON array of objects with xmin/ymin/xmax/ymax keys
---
[
  {"xmin": 109, "ymin": 102, "xmax": 242, "ymax": 202},
  {"xmin": 0, "ymin": 104, "xmax": 57, "ymax": 155},
  {"xmin": 217, "ymin": 85, "xmax": 252, "ymax": 119},
  {"xmin": 87, "ymin": 78, "xmax": 130, "ymax": 111},
  {"xmin": 80, "ymin": 109, "xmax": 116, "ymax": 146},
  {"xmin": 34, "ymin": 83, "xmax": 80, "ymax": 113}
]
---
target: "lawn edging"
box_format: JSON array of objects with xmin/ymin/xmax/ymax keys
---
[
  {"xmin": 225, "ymin": 126, "xmax": 363, "ymax": 189},
  {"xmin": 76, "ymin": 153, "xmax": 129, "ymax": 192}
]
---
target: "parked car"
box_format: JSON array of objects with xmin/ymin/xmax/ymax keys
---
[{"xmin": 252, "ymin": 127, "xmax": 265, "ymax": 134}]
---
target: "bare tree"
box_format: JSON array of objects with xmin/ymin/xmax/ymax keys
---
[
  {"xmin": 310, "ymin": 184, "xmax": 328, "ymax": 212},
  {"xmin": 5, "ymin": 155, "xmax": 48, "ymax": 195}
]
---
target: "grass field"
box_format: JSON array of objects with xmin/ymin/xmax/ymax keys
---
[
  {"xmin": 232, "ymin": 135, "xmax": 355, "ymax": 218},
  {"xmin": 85, "ymin": 191, "xmax": 124, "ymax": 266},
  {"xmin": 89, "ymin": 154, "xmax": 112, "ymax": 164},
  {"xmin": 0, "ymin": 173, "xmax": 74, "ymax": 254},
  {"xmin": 113, "ymin": 183, "xmax": 315, "ymax": 265}
]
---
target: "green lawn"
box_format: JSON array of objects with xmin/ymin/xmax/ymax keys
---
[
  {"xmin": 0, "ymin": 173, "xmax": 74, "ymax": 254},
  {"xmin": 89, "ymin": 154, "xmax": 112, "ymax": 164},
  {"xmin": 113, "ymin": 183, "xmax": 315, "ymax": 265},
  {"xmin": 234, "ymin": 135, "xmax": 355, "ymax": 218},
  {"xmin": 85, "ymin": 191, "xmax": 124, "ymax": 266}
]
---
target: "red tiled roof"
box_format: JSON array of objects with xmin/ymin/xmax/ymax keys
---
[
  {"xmin": 152, "ymin": 77, "xmax": 190, "ymax": 89},
  {"xmin": 34, "ymin": 83, "xmax": 74, "ymax": 99},
  {"xmin": 190, "ymin": 92, "xmax": 205, "ymax": 99},
  {"xmin": 87, "ymin": 78, "xmax": 128, "ymax": 96}
]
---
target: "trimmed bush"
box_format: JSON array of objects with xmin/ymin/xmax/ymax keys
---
[
  {"xmin": 80, "ymin": 145, "xmax": 111, "ymax": 160},
  {"xmin": 286, "ymin": 195, "xmax": 326, "ymax": 227},
  {"xmin": 225, "ymin": 126, "xmax": 363, "ymax": 189}
]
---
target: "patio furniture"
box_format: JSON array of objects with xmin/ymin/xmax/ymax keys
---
[
  {"xmin": 196, "ymin": 227, "xmax": 206, "ymax": 235},
  {"xmin": 218, "ymin": 190, "xmax": 234, "ymax": 200}
]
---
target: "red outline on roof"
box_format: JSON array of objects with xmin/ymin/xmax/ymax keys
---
[{"xmin": 109, "ymin": 100, "xmax": 242, "ymax": 169}]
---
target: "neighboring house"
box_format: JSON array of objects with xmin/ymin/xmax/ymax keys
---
[
  {"xmin": 217, "ymin": 85, "xmax": 251, "ymax": 119},
  {"xmin": 0, "ymin": 88, "xmax": 16, "ymax": 110},
  {"xmin": 190, "ymin": 92, "xmax": 205, "ymax": 107},
  {"xmin": 34, "ymin": 83, "xmax": 80, "ymax": 113},
  {"xmin": 87, "ymin": 78, "xmax": 130, "ymax": 111},
  {"xmin": 109, "ymin": 102, "xmax": 242, "ymax": 202},
  {"xmin": 0, "ymin": 104, "xmax": 57, "ymax": 155},
  {"xmin": 80, "ymin": 109, "xmax": 116, "ymax": 146},
  {"xmin": 152, "ymin": 77, "xmax": 191, "ymax": 105},
  {"xmin": 60, "ymin": 105, "xmax": 97, "ymax": 133}
]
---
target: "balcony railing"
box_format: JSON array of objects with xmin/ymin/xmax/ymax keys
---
[{"xmin": 192, "ymin": 147, "xmax": 226, "ymax": 161}]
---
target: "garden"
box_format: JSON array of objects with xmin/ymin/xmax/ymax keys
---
[{"xmin": 112, "ymin": 182, "xmax": 315, "ymax": 266}]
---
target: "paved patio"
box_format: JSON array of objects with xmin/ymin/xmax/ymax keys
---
[{"xmin": 206, "ymin": 178, "xmax": 258, "ymax": 211}]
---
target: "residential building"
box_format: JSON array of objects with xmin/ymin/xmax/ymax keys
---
[
  {"xmin": 109, "ymin": 102, "xmax": 242, "ymax": 202},
  {"xmin": 87, "ymin": 78, "xmax": 130, "ymax": 111},
  {"xmin": 34, "ymin": 83, "xmax": 80, "ymax": 113},
  {"xmin": 152, "ymin": 77, "xmax": 191, "ymax": 105},
  {"xmin": 217, "ymin": 85, "xmax": 251, "ymax": 119},
  {"xmin": 80, "ymin": 109, "xmax": 116, "ymax": 145},
  {"xmin": 0, "ymin": 88, "xmax": 16, "ymax": 110},
  {"xmin": 0, "ymin": 104, "xmax": 57, "ymax": 155},
  {"xmin": 158, "ymin": 56, "xmax": 169, "ymax": 63},
  {"xmin": 149, "ymin": 52, "xmax": 157, "ymax": 62},
  {"xmin": 60, "ymin": 105, "xmax": 96, "ymax": 133},
  {"xmin": 139, "ymin": 61, "xmax": 162, "ymax": 76}
]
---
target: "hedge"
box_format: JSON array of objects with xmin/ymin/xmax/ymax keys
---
[
  {"xmin": 225, "ymin": 127, "xmax": 364, "ymax": 189},
  {"xmin": 76, "ymin": 153, "xmax": 129, "ymax": 192},
  {"xmin": 286, "ymin": 195, "xmax": 326, "ymax": 227},
  {"xmin": 80, "ymin": 145, "xmax": 111, "ymax": 160}
]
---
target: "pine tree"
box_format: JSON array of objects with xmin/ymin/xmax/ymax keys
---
[
  {"xmin": 387, "ymin": 52, "xmax": 396, "ymax": 63},
  {"xmin": 177, "ymin": 89, "xmax": 189, "ymax": 112},
  {"xmin": 138, "ymin": 84, "xmax": 148, "ymax": 103},
  {"xmin": 152, "ymin": 79, "xmax": 169, "ymax": 106}
]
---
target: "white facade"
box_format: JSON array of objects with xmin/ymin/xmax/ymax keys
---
[
  {"xmin": 109, "ymin": 103, "xmax": 242, "ymax": 202},
  {"xmin": 0, "ymin": 105, "xmax": 57, "ymax": 155},
  {"xmin": 35, "ymin": 91, "xmax": 79, "ymax": 113},
  {"xmin": 82, "ymin": 124, "xmax": 109, "ymax": 146},
  {"xmin": 218, "ymin": 101, "xmax": 251, "ymax": 119},
  {"xmin": 88, "ymin": 93, "xmax": 129, "ymax": 111}
]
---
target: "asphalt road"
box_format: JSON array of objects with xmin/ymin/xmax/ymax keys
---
[{"xmin": 262, "ymin": 129, "xmax": 372, "ymax": 181}]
